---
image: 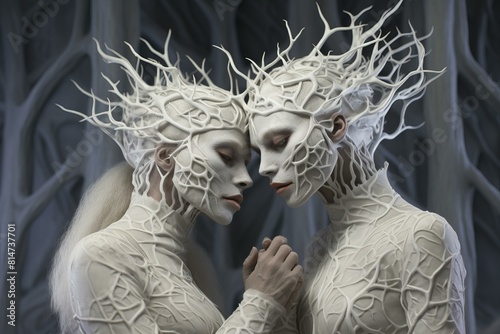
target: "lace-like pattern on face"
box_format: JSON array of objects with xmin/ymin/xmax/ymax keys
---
[
  {"xmin": 242, "ymin": 2, "xmax": 465, "ymax": 332},
  {"xmin": 244, "ymin": 0, "xmax": 443, "ymax": 162},
  {"xmin": 59, "ymin": 35, "xmax": 283, "ymax": 333},
  {"xmin": 59, "ymin": 34, "xmax": 247, "ymax": 210}
]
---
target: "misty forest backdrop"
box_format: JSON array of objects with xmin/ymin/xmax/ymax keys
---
[{"xmin": 0, "ymin": 0, "xmax": 499, "ymax": 333}]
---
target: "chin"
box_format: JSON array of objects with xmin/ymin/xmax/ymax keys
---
[
  {"xmin": 206, "ymin": 209, "xmax": 233, "ymax": 225},
  {"xmin": 286, "ymin": 193, "xmax": 310, "ymax": 208},
  {"xmin": 285, "ymin": 186, "xmax": 318, "ymax": 208},
  {"xmin": 194, "ymin": 197, "xmax": 234, "ymax": 225}
]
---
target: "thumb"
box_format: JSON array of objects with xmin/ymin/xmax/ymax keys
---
[{"xmin": 242, "ymin": 247, "xmax": 258, "ymax": 280}]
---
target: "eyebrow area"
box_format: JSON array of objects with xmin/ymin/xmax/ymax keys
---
[
  {"xmin": 261, "ymin": 126, "xmax": 293, "ymax": 143},
  {"xmin": 214, "ymin": 139, "xmax": 250, "ymax": 158}
]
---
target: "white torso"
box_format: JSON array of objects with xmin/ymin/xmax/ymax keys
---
[
  {"xmin": 298, "ymin": 167, "xmax": 466, "ymax": 334},
  {"xmin": 69, "ymin": 193, "xmax": 284, "ymax": 334}
]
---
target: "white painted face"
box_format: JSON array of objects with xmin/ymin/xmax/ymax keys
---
[
  {"xmin": 172, "ymin": 129, "xmax": 253, "ymax": 225},
  {"xmin": 250, "ymin": 111, "xmax": 337, "ymax": 207}
]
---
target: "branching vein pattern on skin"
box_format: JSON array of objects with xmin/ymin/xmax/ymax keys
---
[
  {"xmin": 59, "ymin": 34, "xmax": 289, "ymax": 333},
  {"xmin": 60, "ymin": 32, "xmax": 247, "ymax": 217},
  {"xmin": 241, "ymin": 1, "xmax": 466, "ymax": 333},
  {"xmin": 244, "ymin": 0, "xmax": 444, "ymax": 202}
]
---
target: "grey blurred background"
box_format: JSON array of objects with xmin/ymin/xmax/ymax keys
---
[{"xmin": 0, "ymin": 0, "xmax": 499, "ymax": 333}]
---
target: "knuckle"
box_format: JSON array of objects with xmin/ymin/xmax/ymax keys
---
[
  {"xmin": 259, "ymin": 257, "xmax": 276, "ymax": 270},
  {"xmin": 258, "ymin": 251, "xmax": 269, "ymax": 260},
  {"xmin": 268, "ymin": 257, "xmax": 280, "ymax": 267},
  {"xmin": 278, "ymin": 235, "xmax": 288, "ymax": 243}
]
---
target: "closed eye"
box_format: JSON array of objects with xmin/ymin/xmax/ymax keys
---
[
  {"xmin": 275, "ymin": 138, "xmax": 288, "ymax": 147},
  {"xmin": 272, "ymin": 135, "xmax": 289, "ymax": 149},
  {"xmin": 219, "ymin": 152, "xmax": 233, "ymax": 163}
]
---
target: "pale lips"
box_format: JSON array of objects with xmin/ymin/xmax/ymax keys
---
[
  {"xmin": 223, "ymin": 194, "xmax": 243, "ymax": 211},
  {"xmin": 271, "ymin": 182, "xmax": 293, "ymax": 195}
]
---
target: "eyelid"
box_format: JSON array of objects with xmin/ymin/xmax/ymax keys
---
[
  {"xmin": 217, "ymin": 147, "xmax": 234, "ymax": 160},
  {"xmin": 272, "ymin": 134, "xmax": 289, "ymax": 146}
]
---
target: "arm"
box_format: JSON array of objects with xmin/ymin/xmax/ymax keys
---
[
  {"xmin": 69, "ymin": 234, "xmax": 301, "ymax": 334},
  {"xmin": 235, "ymin": 237, "xmax": 302, "ymax": 334},
  {"xmin": 69, "ymin": 236, "xmax": 160, "ymax": 334},
  {"xmin": 401, "ymin": 214, "xmax": 466, "ymax": 334},
  {"xmin": 186, "ymin": 239, "xmax": 290, "ymax": 333},
  {"xmin": 216, "ymin": 289, "xmax": 287, "ymax": 333},
  {"xmin": 271, "ymin": 302, "xmax": 300, "ymax": 334}
]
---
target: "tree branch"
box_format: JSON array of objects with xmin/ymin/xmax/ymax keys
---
[
  {"xmin": 454, "ymin": 0, "xmax": 500, "ymax": 113},
  {"xmin": 467, "ymin": 163, "xmax": 500, "ymax": 216}
]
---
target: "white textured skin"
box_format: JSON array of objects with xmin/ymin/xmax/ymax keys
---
[
  {"xmin": 297, "ymin": 166, "xmax": 465, "ymax": 333},
  {"xmin": 70, "ymin": 193, "xmax": 286, "ymax": 333},
  {"xmin": 59, "ymin": 34, "xmax": 248, "ymax": 214},
  {"xmin": 57, "ymin": 34, "xmax": 253, "ymax": 226},
  {"xmin": 245, "ymin": 1, "xmax": 466, "ymax": 333},
  {"xmin": 58, "ymin": 38, "xmax": 293, "ymax": 333}
]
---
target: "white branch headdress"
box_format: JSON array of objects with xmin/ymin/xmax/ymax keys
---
[
  {"xmin": 244, "ymin": 0, "xmax": 444, "ymax": 156},
  {"xmin": 59, "ymin": 32, "xmax": 247, "ymax": 193}
]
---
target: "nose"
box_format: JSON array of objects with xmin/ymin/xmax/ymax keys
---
[
  {"xmin": 258, "ymin": 154, "xmax": 278, "ymax": 178},
  {"xmin": 233, "ymin": 169, "xmax": 253, "ymax": 191}
]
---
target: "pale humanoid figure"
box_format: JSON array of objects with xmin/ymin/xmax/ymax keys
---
[
  {"xmin": 240, "ymin": 2, "xmax": 466, "ymax": 333},
  {"xmin": 49, "ymin": 35, "xmax": 302, "ymax": 334}
]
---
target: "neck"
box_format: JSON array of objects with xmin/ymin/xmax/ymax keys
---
[
  {"xmin": 318, "ymin": 160, "xmax": 398, "ymax": 228},
  {"xmin": 132, "ymin": 160, "xmax": 200, "ymax": 259},
  {"xmin": 126, "ymin": 192, "xmax": 199, "ymax": 261},
  {"xmin": 318, "ymin": 144, "xmax": 378, "ymax": 204},
  {"xmin": 147, "ymin": 164, "xmax": 200, "ymax": 224}
]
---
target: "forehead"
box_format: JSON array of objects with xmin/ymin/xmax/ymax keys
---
[
  {"xmin": 250, "ymin": 111, "xmax": 311, "ymax": 143},
  {"xmin": 163, "ymin": 89, "xmax": 245, "ymax": 133},
  {"xmin": 194, "ymin": 128, "xmax": 249, "ymax": 148},
  {"xmin": 252, "ymin": 74, "xmax": 330, "ymax": 116},
  {"xmin": 255, "ymin": 77, "xmax": 303, "ymax": 107}
]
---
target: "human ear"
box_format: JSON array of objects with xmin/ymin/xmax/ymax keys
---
[
  {"xmin": 154, "ymin": 145, "xmax": 176, "ymax": 173},
  {"xmin": 330, "ymin": 114, "xmax": 347, "ymax": 143}
]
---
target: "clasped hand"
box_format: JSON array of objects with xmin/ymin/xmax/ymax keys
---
[{"xmin": 243, "ymin": 236, "xmax": 303, "ymax": 311}]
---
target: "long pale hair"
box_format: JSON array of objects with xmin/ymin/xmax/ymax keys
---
[{"xmin": 49, "ymin": 162, "xmax": 133, "ymax": 333}]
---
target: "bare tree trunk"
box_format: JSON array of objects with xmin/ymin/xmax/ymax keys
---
[
  {"xmin": 0, "ymin": 1, "xmax": 139, "ymax": 332},
  {"xmin": 422, "ymin": 0, "xmax": 478, "ymax": 327},
  {"xmin": 1, "ymin": 1, "xmax": 498, "ymax": 332},
  {"xmin": 422, "ymin": 1, "xmax": 500, "ymax": 333}
]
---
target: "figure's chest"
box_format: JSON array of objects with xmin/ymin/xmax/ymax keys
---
[
  {"xmin": 299, "ymin": 227, "xmax": 409, "ymax": 333},
  {"xmin": 103, "ymin": 225, "xmax": 224, "ymax": 333},
  {"xmin": 145, "ymin": 260, "xmax": 224, "ymax": 334}
]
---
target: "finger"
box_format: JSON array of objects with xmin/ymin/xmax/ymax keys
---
[
  {"xmin": 242, "ymin": 247, "xmax": 258, "ymax": 280},
  {"xmin": 275, "ymin": 244, "xmax": 293, "ymax": 262},
  {"xmin": 261, "ymin": 237, "xmax": 272, "ymax": 250},
  {"xmin": 284, "ymin": 274, "xmax": 303, "ymax": 311},
  {"xmin": 291, "ymin": 264, "xmax": 303, "ymax": 279},
  {"xmin": 266, "ymin": 236, "xmax": 288, "ymax": 256},
  {"xmin": 283, "ymin": 251, "xmax": 299, "ymax": 270}
]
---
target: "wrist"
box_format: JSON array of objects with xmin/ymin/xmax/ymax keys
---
[{"xmin": 243, "ymin": 288, "xmax": 287, "ymax": 315}]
